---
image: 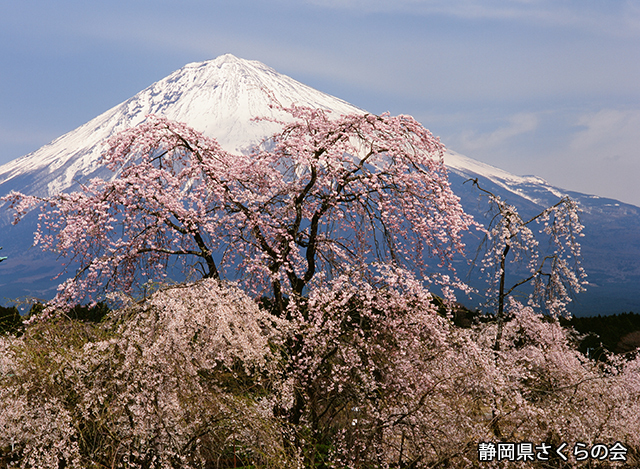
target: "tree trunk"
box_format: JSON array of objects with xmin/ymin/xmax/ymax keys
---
[{"xmin": 494, "ymin": 242, "xmax": 510, "ymax": 351}]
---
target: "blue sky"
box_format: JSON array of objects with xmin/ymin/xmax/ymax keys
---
[{"xmin": 1, "ymin": 0, "xmax": 639, "ymax": 205}]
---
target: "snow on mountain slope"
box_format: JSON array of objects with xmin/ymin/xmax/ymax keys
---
[{"xmin": 444, "ymin": 149, "xmax": 568, "ymax": 207}]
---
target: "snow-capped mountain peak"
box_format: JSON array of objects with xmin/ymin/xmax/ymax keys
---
[{"xmin": 0, "ymin": 54, "xmax": 362, "ymax": 198}]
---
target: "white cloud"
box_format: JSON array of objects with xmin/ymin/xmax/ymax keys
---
[
  {"xmin": 570, "ymin": 109, "xmax": 640, "ymax": 156},
  {"xmin": 301, "ymin": 0, "xmax": 640, "ymax": 36},
  {"xmin": 541, "ymin": 108, "xmax": 640, "ymax": 206},
  {"xmin": 458, "ymin": 113, "xmax": 539, "ymax": 152}
]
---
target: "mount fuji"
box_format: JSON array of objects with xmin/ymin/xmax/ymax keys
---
[{"xmin": 1, "ymin": 54, "xmax": 638, "ymax": 315}]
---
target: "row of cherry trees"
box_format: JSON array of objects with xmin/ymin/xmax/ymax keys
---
[
  {"xmin": 1, "ymin": 278, "xmax": 638, "ymax": 468},
  {"xmin": 0, "ymin": 103, "xmax": 636, "ymax": 467}
]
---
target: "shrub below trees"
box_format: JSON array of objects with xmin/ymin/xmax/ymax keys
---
[{"xmin": 0, "ymin": 307, "xmax": 21, "ymax": 336}]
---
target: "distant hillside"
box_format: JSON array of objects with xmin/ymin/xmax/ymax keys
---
[{"xmin": 560, "ymin": 312, "xmax": 640, "ymax": 359}]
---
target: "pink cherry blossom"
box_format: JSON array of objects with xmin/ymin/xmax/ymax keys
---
[{"xmin": 3, "ymin": 106, "xmax": 475, "ymax": 313}]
